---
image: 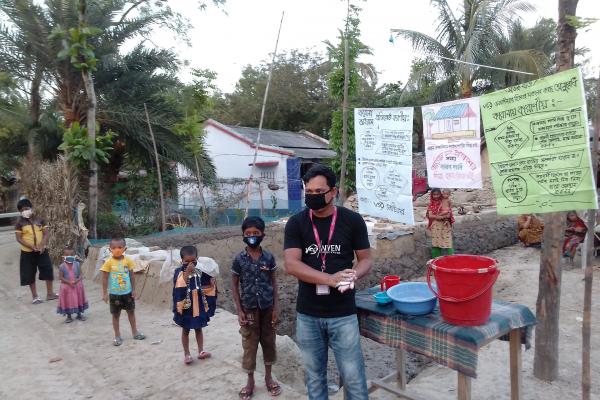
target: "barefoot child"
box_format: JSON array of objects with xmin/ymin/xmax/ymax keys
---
[
  {"xmin": 232, "ymin": 216, "xmax": 282, "ymax": 399},
  {"xmin": 57, "ymin": 247, "xmax": 88, "ymax": 323},
  {"xmin": 101, "ymin": 237, "xmax": 145, "ymax": 346},
  {"xmin": 14, "ymin": 198, "xmax": 57, "ymax": 304},
  {"xmin": 173, "ymin": 245, "xmax": 214, "ymax": 364}
]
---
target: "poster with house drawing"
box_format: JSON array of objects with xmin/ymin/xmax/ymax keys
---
[
  {"xmin": 354, "ymin": 107, "xmax": 414, "ymax": 225},
  {"xmin": 422, "ymin": 98, "xmax": 483, "ymax": 189},
  {"xmin": 480, "ymin": 67, "xmax": 597, "ymax": 214}
]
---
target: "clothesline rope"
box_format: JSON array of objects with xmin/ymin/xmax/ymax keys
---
[{"xmin": 389, "ymin": 30, "xmax": 536, "ymax": 76}]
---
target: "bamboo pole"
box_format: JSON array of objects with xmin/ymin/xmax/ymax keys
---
[
  {"xmin": 244, "ymin": 11, "xmax": 285, "ymax": 218},
  {"xmin": 338, "ymin": 0, "xmax": 351, "ymax": 205},
  {"xmin": 582, "ymin": 73, "xmax": 599, "ymax": 400},
  {"xmin": 144, "ymin": 103, "xmax": 167, "ymax": 232}
]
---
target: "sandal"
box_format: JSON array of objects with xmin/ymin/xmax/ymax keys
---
[
  {"xmin": 113, "ymin": 336, "xmax": 123, "ymax": 346},
  {"xmin": 76, "ymin": 314, "xmax": 87, "ymax": 321},
  {"xmin": 184, "ymin": 354, "xmax": 194, "ymax": 365},
  {"xmin": 198, "ymin": 351, "xmax": 211, "ymax": 359},
  {"xmin": 266, "ymin": 382, "xmax": 282, "ymax": 397},
  {"xmin": 46, "ymin": 293, "xmax": 59, "ymax": 301},
  {"xmin": 65, "ymin": 317, "xmax": 73, "ymax": 324},
  {"xmin": 32, "ymin": 297, "xmax": 43, "ymax": 304},
  {"xmin": 238, "ymin": 387, "xmax": 254, "ymax": 400},
  {"xmin": 133, "ymin": 332, "xmax": 146, "ymax": 340}
]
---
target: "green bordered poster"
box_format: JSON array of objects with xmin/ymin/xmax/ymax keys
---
[{"xmin": 480, "ymin": 68, "xmax": 597, "ymax": 214}]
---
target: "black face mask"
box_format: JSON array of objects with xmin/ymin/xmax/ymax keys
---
[
  {"xmin": 305, "ymin": 189, "xmax": 332, "ymax": 211},
  {"xmin": 243, "ymin": 235, "xmax": 264, "ymax": 248}
]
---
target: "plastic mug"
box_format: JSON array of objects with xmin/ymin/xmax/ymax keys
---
[{"xmin": 381, "ymin": 275, "xmax": 401, "ymax": 291}]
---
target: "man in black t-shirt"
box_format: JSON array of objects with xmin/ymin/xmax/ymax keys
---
[{"xmin": 284, "ymin": 164, "xmax": 372, "ymax": 400}]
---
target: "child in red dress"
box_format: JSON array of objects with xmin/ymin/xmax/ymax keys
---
[{"xmin": 57, "ymin": 247, "xmax": 88, "ymax": 323}]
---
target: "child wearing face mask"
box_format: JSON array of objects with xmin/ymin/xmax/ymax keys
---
[
  {"xmin": 14, "ymin": 198, "xmax": 58, "ymax": 304},
  {"xmin": 231, "ymin": 216, "xmax": 282, "ymax": 399},
  {"xmin": 172, "ymin": 245, "xmax": 215, "ymax": 364},
  {"xmin": 100, "ymin": 237, "xmax": 145, "ymax": 346},
  {"xmin": 57, "ymin": 246, "xmax": 88, "ymax": 323}
]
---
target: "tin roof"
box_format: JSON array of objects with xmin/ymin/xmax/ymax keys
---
[{"xmin": 221, "ymin": 122, "xmax": 336, "ymax": 159}]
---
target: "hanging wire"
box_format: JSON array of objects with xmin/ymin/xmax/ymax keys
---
[{"xmin": 389, "ymin": 29, "xmax": 536, "ymax": 76}]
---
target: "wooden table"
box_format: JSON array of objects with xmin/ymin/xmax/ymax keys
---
[
  {"xmin": 364, "ymin": 328, "xmax": 522, "ymax": 400},
  {"xmin": 352, "ymin": 289, "xmax": 536, "ymax": 400}
]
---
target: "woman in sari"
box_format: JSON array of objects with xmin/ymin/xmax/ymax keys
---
[
  {"xmin": 517, "ymin": 214, "xmax": 544, "ymax": 247},
  {"xmin": 563, "ymin": 211, "xmax": 588, "ymax": 263},
  {"xmin": 426, "ymin": 188, "xmax": 455, "ymax": 258}
]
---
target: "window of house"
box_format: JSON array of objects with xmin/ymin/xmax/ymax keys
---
[{"xmin": 453, "ymin": 119, "xmax": 461, "ymax": 130}]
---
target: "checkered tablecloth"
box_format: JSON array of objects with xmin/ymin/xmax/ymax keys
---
[{"xmin": 356, "ymin": 286, "xmax": 536, "ymax": 378}]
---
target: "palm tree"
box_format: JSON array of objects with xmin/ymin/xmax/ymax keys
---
[
  {"xmin": 95, "ymin": 46, "xmax": 215, "ymax": 185},
  {"xmin": 0, "ymin": 1, "xmax": 54, "ymax": 155},
  {"xmin": 0, "ymin": 0, "xmax": 215, "ymax": 191},
  {"xmin": 491, "ymin": 18, "xmax": 556, "ymax": 88},
  {"xmin": 392, "ymin": 0, "xmax": 546, "ymax": 99}
]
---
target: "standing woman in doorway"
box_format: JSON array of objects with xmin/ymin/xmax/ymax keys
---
[{"xmin": 426, "ymin": 188, "xmax": 455, "ymax": 258}]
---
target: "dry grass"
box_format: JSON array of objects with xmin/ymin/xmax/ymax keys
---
[{"xmin": 18, "ymin": 156, "xmax": 86, "ymax": 263}]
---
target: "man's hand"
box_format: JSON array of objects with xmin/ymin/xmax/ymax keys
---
[
  {"xmin": 271, "ymin": 308, "xmax": 279, "ymax": 328},
  {"xmin": 102, "ymin": 292, "xmax": 108, "ymax": 303},
  {"xmin": 329, "ymin": 269, "xmax": 356, "ymax": 288},
  {"xmin": 131, "ymin": 290, "xmax": 137, "ymax": 299},
  {"xmin": 238, "ymin": 311, "xmax": 248, "ymax": 326}
]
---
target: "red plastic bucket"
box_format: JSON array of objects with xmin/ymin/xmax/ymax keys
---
[{"xmin": 427, "ymin": 255, "xmax": 499, "ymax": 326}]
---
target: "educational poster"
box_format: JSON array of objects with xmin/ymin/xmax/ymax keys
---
[
  {"xmin": 422, "ymin": 98, "xmax": 483, "ymax": 188},
  {"xmin": 480, "ymin": 67, "xmax": 597, "ymax": 215},
  {"xmin": 354, "ymin": 108, "xmax": 415, "ymax": 225}
]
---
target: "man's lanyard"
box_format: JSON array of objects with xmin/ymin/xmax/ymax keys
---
[{"xmin": 309, "ymin": 206, "xmax": 337, "ymax": 272}]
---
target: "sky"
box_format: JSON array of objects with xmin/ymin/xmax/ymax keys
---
[{"xmin": 149, "ymin": 0, "xmax": 600, "ymax": 93}]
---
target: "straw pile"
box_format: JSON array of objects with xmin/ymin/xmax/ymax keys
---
[{"xmin": 18, "ymin": 156, "xmax": 86, "ymax": 263}]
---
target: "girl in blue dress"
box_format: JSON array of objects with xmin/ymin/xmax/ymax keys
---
[{"xmin": 173, "ymin": 245, "xmax": 216, "ymax": 364}]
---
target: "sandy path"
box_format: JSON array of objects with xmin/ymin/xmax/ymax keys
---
[
  {"xmin": 3, "ymin": 225, "xmax": 599, "ymax": 400},
  {"xmin": 0, "ymin": 230, "xmax": 304, "ymax": 400},
  {"xmin": 368, "ymin": 245, "xmax": 600, "ymax": 399}
]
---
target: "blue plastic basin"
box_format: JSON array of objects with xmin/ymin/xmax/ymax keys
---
[{"xmin": 386, "ymin": 282, "xmax": 437, "ymax": 315}]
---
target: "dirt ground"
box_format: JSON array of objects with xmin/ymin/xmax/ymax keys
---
[
  {"xmin": 368, "ymin": 245, "xmax": 600, "ymax": 400},
  {"xmin": 0, "ymin": 230, "xmax": 305, "ymax": 400},
  {"xmin": 1, "ymin": 227, "xmax": 599, "ymax": 399}
]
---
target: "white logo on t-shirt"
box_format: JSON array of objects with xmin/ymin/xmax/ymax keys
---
[
  {"xmin": 305, "ymin": 244, "xmax": 319, "ymax": 255},
  {"xmin": 305, "ymin": 244, "xmax": 342, "ymax": 256}
]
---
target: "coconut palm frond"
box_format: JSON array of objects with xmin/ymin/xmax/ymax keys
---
[
  {"xmin": 483, "ymin": 49, "xmax": 551, "ymax": 88},
  {"xmin": 431, "ymin": 0, "xmax": 462, "ymax": 52},
  {"xmin": 393, "ymin": 29, "xmax": 455, "ymax": 61}
]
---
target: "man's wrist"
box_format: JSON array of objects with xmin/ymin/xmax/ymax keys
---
[{"xmin": 326, "ymin": 274, "xmax": 336, "ymax": 287}]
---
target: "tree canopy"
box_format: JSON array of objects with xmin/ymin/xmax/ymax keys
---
[{"xmin": 0, "ymin": 0, "xmax": 217, "ymax": 188}]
